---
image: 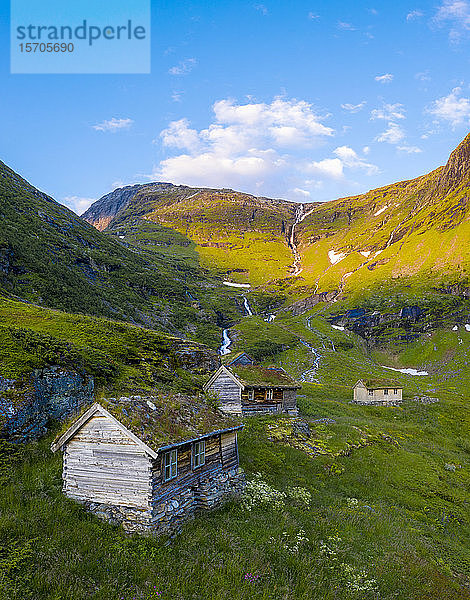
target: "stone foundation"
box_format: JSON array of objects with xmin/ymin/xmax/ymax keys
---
[{"xmin": 81, "ymin": 467, "xmax": 245, "ymax": 537}]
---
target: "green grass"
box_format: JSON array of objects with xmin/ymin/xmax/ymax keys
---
[
  {"xmin": 0, "ymin": 296, "xmax": 211, "ymax": 398},
  {"xmin": 1, "ymin": 385, "xmax": 469, "ymax": 600}
]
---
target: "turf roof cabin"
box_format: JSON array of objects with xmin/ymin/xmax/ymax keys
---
[
  {"xmin": 223, "ymin": 351, "xmax": 255, "ymax": 367},
  {"xmin": 353, "ymin": 379, "xmax": 403, "ymax": 405},
  {"xmin": 51, "ymin": 395, "xmax": 244, "ymax": 535},
  {"xmin": 205, "ymin": 365, "xmax": 300, "ymax": 415}
]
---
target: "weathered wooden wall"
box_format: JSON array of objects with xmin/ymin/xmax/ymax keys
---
[
  {"xmin": 209, "ymin": 373, "xmax": 242, "ymax": 413},
  {"xmin": 152, "ymin": 434, "xmax": 222, "ymax": 496},
  {"xmin": 63, "ymin": 414, "xmax": 152, "ymax": 510}
]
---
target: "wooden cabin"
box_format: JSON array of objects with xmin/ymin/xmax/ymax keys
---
[
  {"xmin": 51, "ymin": 395, "xmax": 244, "ymax": 535},
  {"xmin": 353, "ymin": 379, "xmax": 403, "ymax": 405},
  {"xmin": 205, "ymin": 365, "xmax": 300, "ymax": 415},
  {"xmin": 224, "ymin": 351, "xmax": 255, "ymax": 367}
]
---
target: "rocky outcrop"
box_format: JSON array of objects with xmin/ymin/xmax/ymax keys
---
[
  {"xmin": 0, "ymin": 367, "xmax": 94, "ymax": 442},
  {"xmin": 81, "ymin": 183, "xmax": 180, "ymax": 230},
  {"xmin": 289, "ymin": 290, "xmax": 340, "ymax": 316},
  {"xmin": 329, "ymin": 306, "xmax": 426, "ymax": 344}
]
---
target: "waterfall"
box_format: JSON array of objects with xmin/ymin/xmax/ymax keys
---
[
  {"xmin": 219, "ymin": 329, "xmax": 232, "ymax": 355},
  {"xmin": 289, "ymin": 204, "xmax": 315, "ymax": 276},
  {"xmin": 243, "ymin": 297, "xmax": 253, "ymax": 316},
  {"xmin": 299, "ymin": 339, "xmax": 321, "ymax": 382}
]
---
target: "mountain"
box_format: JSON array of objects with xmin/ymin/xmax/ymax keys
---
[
  {"xmin": 293, "ymin": 134, "xmax": 470, "ymax": 302},
  {"xmin": 82, "ymin": 183, "xmax": 304, "ymax": 285},
  {"xmin": 83, "ymin": 134, "xmax": 470, "ymax": 326},
  {"xmin": 0, "ymin": 161, "xmax": 245, "ymax": 346}
]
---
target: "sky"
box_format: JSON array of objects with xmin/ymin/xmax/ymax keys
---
[{"xmin": 2, "ymin": 0, "xmax": 470, "ymax": 214}]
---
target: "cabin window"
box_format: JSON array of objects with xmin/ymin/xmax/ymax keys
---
[
  {"xmin": 192, "ymin": 440, "xmax": 205, "ymax": 468},
  {"xmin": 384, "ymin": 389, "xmax": 389, "ymax": 395},
  {"xmin": 368, "ymin": 389, "xmax": 374, "ymax": 396},
  {"xmin": 248, "ymin": 390, "xmax": 254, "ymax": 402},
  {"xmin": 163, "ymin": 449, "xmax": 178, "ymax": 481},
  {"xmin": 394, "ymin": 389, "xmax": 398, "ymax": 395},
  {"xmin": 266, "ymin": 389, "xmax": 273, "ymax": 401}
]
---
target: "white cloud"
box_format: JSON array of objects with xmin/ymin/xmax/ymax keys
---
[
  {"xmin": 159, "ymin": 118, "xmax": 200, "ymax": 151},
  {"xmin": 427, "ymin": 86, "xmax": 470, "ymax": 126},
  {"xmin": 434, "ymin": 0, "xmax": 470, "ymax": 41},
  {"xmin": 370, "ymin": 103, "xmax": 406, "ymax": 121},
  {"xmin": 308, "ymin": 12, "xmax": 320, "ymax": 19},
  {"xmin": 92, "ymin": 118, "xmax": 133, "ymax": 132},
  {"xmin": 376, "ymin": 122, "xmax": 406, "ymax": 144},
  {"xmin": 308, "ymin": 157, "xmax": 344, "ymax": 179},
  {"xmin": 171, "ymin": 91, "xmax": 183, "ymax": 102},
  {"xmin": 338, "ymin": 21, "xmax": 357, "ymax": 30},
  {"xmin": 406, "ymin": 9, "xmax": 424, "ymax": 20},
  {"xmin": 307, "ymin": 146, "xmax": 378, "ymax": 179},
  {"xmin": 169, "ymin": 58, "xmax": 197, "ymax": 75},
  {"xmin": 397, "ymin": 145, "xmax": 423, "ymax": 153},
  {"xmin": 375, "ymin": 73, "xmax": 394, "ymax": 83},
  {"xmin": 63, "ymin": 196, "xmax": 95, "ymax": 214},
  {"xmin": 333, "ymin": 146, "xmax": 378, "ymax": 175},
  {"xmin": 254, "ymin": 4, "xmax": 268, "ymax": 15},
  {"xmin": 155, "ymin": 96, "xmax": 333, "ymax": 191},
  {"xmin": 341, "ymin": 101, "xmax": 366, "ymax": 113},
  {"xmin": 292, "ymin": 188, "xmax": 311, "ymax": 197},
  {"xmin": 415, "ymin": 70, "xmax": 431, "ymax": 82}
]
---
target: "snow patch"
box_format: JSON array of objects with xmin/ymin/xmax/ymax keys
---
[
  {"xmin": 264, "ymin": 314, "xmax": 276, "ymax": 322},
  {"xmin": 382, "ymin": 366, "xmax": 428, "ymax": 376},
  {"xmin": 223, "ymin": 281, "xmax": 251, "ymax": 288},
  {"xmin": 465, "ymin": 324, "xmax": 470, "ymax": 332},
  {"xmin": 452, "ymin": 325, "xmax": 458, "ymax": 331},
  {"xmin": 360, "ymin": 251, "xmax": 371, "ymax": 257},
  {"xmin": 146, "ymin": 400, "xmax": 156, "ymax": 411},
  {"xmin": 374, "ymin": 205, "xmax": 388, "ymax": 217},
  {"xmin": 328, "ymin": 250, "xmax": 346, "ymax": 265},
  {"xmin": 331, "ymin": 325, "xmax": 345, "ymax": 331},
  {"xmin": 373, "ymin": 250, "xmax": 382, "ymax": 258}
]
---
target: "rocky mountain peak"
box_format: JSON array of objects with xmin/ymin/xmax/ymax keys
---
[{"xmin": 437, "ymin": 132, "xmax": 470, "ymax": 191}]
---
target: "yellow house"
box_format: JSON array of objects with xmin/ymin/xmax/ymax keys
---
[{"xmin": 353, "ymin": 379, "xmax": 403, "ymax": 405}]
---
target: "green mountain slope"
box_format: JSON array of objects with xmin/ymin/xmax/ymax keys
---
[
  {"xmin": 293, "ymin": 135, "xmax": 470, "ymax": 302},
  {"xmin": 83, "ymin": 183, "xmax": 301, "ymax": 285},
  {"xmin": 83, "ymin": 133, "xmax": 470, "ymax": 316},
  {"xmin": 0, "ymin": 161, "xmax": 245, "ymax": 346}
]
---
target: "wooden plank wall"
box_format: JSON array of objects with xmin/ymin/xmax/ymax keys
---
[
  {"xmin": 220, "ymin": 431, "xmax": 238, "ymax": 470},
  {"xmin": 152, "ymin": 434, "xmax": 222, "ymax": 498},
  {"xmin": 63, "ymin": 414, "xmax": 152, "ymax": 509},
  {"xmin": 210, "ymin": 373, "xmax": 242, "ymax": 413}
]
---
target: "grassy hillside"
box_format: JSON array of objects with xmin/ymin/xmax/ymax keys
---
[
  {"xmin": 84, "ymin": 184, "xmax": 299, "ymax": 285},
  {"xmin": 0, "ymin": 161, "xmax": 243, "ymax": 347},
  {"xmin": 289, "ymin": 135, "xmax": 470, "ymax": 305},
  {"xmin": 0, "ymin": 295, "xmax": 217, "ymax": 401},
  {"xmin": 1, "ymin": 378, "xmax": 468, "ymax": 599}
]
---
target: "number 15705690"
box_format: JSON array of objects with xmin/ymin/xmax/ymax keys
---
[{"xmin": 19, "ymin": 42, "xmax": 74, "ymax": 52}]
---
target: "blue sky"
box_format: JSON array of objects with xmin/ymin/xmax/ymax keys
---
[{"xmin": 2, "ymin": 0, "xmax": 470, "ymax": 213}]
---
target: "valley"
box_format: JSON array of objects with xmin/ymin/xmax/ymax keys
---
[{"xmin": 1, "ymin": 133, "xmax": 470, "ymax": 599}]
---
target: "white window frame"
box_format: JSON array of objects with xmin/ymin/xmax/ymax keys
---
[
  {"xmin": 394, "ymin": 388, "xmax": 398, "ymax": 395},
  {"xmin": 266, "ymin": 389, "xmax": 273, "ymax": 401},
  {"xmin": 368, "ymin": 389, "xmax": 374, "ymax": 396},
  {"xmin": 384, "ymin": 388, "xmax": 389, "ymax": 395},
  {"xmin": 248, "ymin": 389, "xmax": 254, "ymax": 402},
  {"xmin": 163, "ymin": 449, "xmax": 177, "ymax": 481},
  {"xmin": 192, "ymin": 440, "xmax": 205, "ymax": 469}
]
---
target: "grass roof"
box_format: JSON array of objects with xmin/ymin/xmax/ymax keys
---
[
  {"xmin": 57, "ymin": 394, "xmax": 241, "ymax": 452},
  {"xmin": 230, "ymin": 366, "xmax": 300, "ymax": 388},
  {"xmin": 362, "ymin": 379, "xmax": 402, "ymax": 390}
]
